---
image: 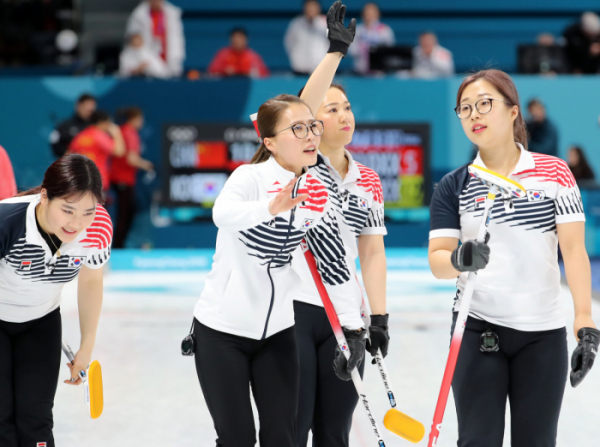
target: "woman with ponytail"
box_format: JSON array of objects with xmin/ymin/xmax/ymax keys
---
[
  {"xmin": 189, "ymin": 2, "xmax": 359, "ymax": 446},
  {"xmin": 428, "ymin": 69, "xmax": 598, "ymax": 446},
  {"xmin": 0, "ymin": 154, "xmax": 112, "ymax": 447}
]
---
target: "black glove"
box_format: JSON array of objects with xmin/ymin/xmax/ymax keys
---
[
  {"xmin": 570, "ymin": 327, "xmax": 600, "ymax": 388},
  {"xmin": 326, "ymin": 1, "xmax": 356, "ymax": 57},
  {"xmin": 333, "ymin": 328, "xmax": 366, "ymax": 381},
  {"xmin": 366, "ymin": 314, "xmax": 390, "ymax": 364},
  {"xmin": 451, "ymin": 238, "xmax": 490, "ymax": 272}
]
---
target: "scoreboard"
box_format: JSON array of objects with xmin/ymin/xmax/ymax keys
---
[{"xmin": 161, "ymin": 123, "xmax": 430, "ymax": 220}]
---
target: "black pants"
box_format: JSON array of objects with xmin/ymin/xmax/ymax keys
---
[
  {"xmin": 194, "ymin": 320, "xmax": 299, "ymax": 447},
  {"xmin": 0, "ymin": 308, "xmax": 62, "ymax": 447},
  {"xmin": 451, "ymin": 313, "xmax": 568, "ymax": 447},
  {"xmin": 294, "ymin": 301, "xmax": 364, "ymax": 447},
  {"xmin": 110, "ymin": 183, "xmax": 136, "ymax": 249}
]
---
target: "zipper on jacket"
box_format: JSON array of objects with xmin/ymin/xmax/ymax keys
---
[{"xmin": 260, "ymin": 180, "xmax": 300, "ymax": 339}]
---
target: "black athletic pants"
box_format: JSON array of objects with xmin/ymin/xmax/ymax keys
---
[
  {"xmin": 0, "ymin": 308, "xmax": 62, "ymax": 447},
  {"xmin": 294, "ymin": 301, "xmax": 364, "ymax": 447},
  {"xmin": 194, "ymin": 320, "xmax": 299, "ymax": 447},
  {"xmin": 110, "ymin": 183, "xmax": 136, "ymax": 249},
  {"xmin": 451, "ymin": 313, "xmax": 568, "ymax": 447}
]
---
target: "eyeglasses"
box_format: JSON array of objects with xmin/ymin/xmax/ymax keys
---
[
  {"xmin": 455, "ymin": 98, "xmax": 507, "ymax": 120},
  {"xmin": 271, "ymin": 121, "xmax": 324, "ymax": 139}
]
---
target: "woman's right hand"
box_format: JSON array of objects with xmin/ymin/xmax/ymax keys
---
[
  {"xmin": 268, "ymin": 178, "xmax": 309, "ymax": 216},
  {"xmin": 326, "ymin": 1, "xmax": 356, "ymax": 57},
  {"xmin": 450, "ymin": 239, "xmax": 490, "ymax": 272}
]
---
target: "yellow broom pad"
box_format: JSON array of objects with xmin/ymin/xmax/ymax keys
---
[
  {"xmin": 383, "ymin": 408, "xmax": 425, "ymax": 443},
  {"xmin": 87, "ymin": 361, "xmax": 104, "ymax": 419}
]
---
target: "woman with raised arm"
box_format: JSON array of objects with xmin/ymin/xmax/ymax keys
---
[
  {"xmin": 428, "ymin": 69, "xmax": 598, "ymax": 447},
  {"xmin": 0, "ymin": 154, "xmax": 112, "ymax": 447},
  {"xmin": 189, "ymin": 3, "xmax": 360, "ymax": 446},
  {"xmin": 291, "ymin": 17, "xmax": 388, "ymax": 447}
]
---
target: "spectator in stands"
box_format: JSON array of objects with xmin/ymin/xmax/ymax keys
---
[
  {"xmin": 412, "ymin": 31, "xmax": 454, "ymax": 78},
  {"xmin": 568, "ymin": 146, "xmax": 595, "ymax": 183},
  {"xmin": 0, "ymin": 145, "xmax": 17, "ymax": 201},
  {"xmin": 284, "ymin": 0, "xmax": 328, "ymax": 75},
  {"xmin": 110, "ymin": 107, "xmax": 154, "ymax": 249},
  {"xmin": 119, "ymin": 33, "xmax": 171, "ymax": 78},
  {"xmin": 349, "ymin": 2, "xmax": 395, "ymax": 74},
  {"xmin": 49, "ymin": 93, "xmax": 96, "ymax": 159},
  {"xmin": 537, "ymin": 33, "xmax": 555, "ymax": 46},
  {"xmin": 68, "ymin": 110, "xmax": 125, "ymax": 192},
  {"xmin": 208, "ymin": 28, "xmax": 270, "ymax": 78},
  {"xmin": 526, "ymin": 98, "xmax": 558, "ymax": 157},
  {"xmin": 563, "ymin": 12, "xmax": 600, "ymax": 74},
  {"xmin": 126, "ymin": 0, "xmax": 185, "ymax": 77}
]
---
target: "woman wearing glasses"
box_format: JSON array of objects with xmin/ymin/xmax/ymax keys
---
[
  {"xmin": 290, "ymin": 42, "xmax": 388, "ymax": 447},
  {"xmin": 190, "ymin": 3, "xmax": 359, "ymax": 446},
  {"xmin": 428, "ymin": 69, "xmax": 598, "ymax": 446},
  {"xmin": 0, "ymin": 154, "xmax": 111, "ymax": 447}
]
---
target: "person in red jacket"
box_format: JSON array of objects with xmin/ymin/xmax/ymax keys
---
[
  {"xmin": 208, "ymin": 27, "xmax": 270, "ymax": 78},
  {"xmin": 68, "ymin": 110, "xmax": 125, "ymax": 192},
  {"xmin": 110, "ymin": 107, "xmax": 154, "ymax": 248},
  {"xmin": 0, "ymin": 145, "xmax": 17, "ymax": 200}
]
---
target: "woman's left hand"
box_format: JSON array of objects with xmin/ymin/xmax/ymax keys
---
[
  {"xmin": 574, "ymin": 313, "xmax": 597, "ymax": 340},
  {"xmin": 64, "ymin": 347, "xmax": 93, "ymax": 386}
]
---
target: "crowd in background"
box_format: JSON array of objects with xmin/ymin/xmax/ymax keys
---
[{"xmin": 5, "ymin": 1, "xmax": 600, "ymax": 79}]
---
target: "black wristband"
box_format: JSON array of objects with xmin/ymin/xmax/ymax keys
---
[
  {"xmin": 370, "ymin": 314, "xmax": 389, "ymax": 328},
  {"xmin": 328, "ymin": 40, "xmax": 350, "ymax": 57}
]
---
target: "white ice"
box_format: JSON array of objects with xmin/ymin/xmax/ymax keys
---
[{"xmin": 54, "ymin": 268, "xmax": 600, "ymax": 446}]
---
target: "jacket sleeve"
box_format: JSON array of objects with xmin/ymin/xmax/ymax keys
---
[
  {"xmin": 0, "ymin": 202, "xmax": 27, "ymax": 261},
  {"xmin": 212, "ymin": 166, "xmax": 274, "ymax": 231}
]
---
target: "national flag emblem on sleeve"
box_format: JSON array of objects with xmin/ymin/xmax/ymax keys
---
[
  {"xmin": 20, "ymin": 261, "xmax": 32, "ymax": 271},
  {"xmin": 68, "ymin": 256, "xmax": 86, "ymax": 267},
  {"xmin": 474, "ymin": 196, "xmax": 486, "ymax": 210}
]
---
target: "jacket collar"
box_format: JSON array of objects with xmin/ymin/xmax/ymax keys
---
[{"xmin": 473, "ymin": 143, "xmax": 535, "ymax": 176}]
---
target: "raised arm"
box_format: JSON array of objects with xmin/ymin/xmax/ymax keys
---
[{"xmin": 299, "ymin": 1, "xmax": 356, "ymax": 115}]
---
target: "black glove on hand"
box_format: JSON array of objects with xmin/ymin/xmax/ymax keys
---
[
  {"xmin": 366, "ymin": 314, "xmax": 390, "ymax": 364},
  {"xmin": 451, "ymin": 238, "xmax": 490, "ymax": 272},
  {"xmin": 333, "ymin": 328, "xmax": 366, "ymax": 381},
  {"xmin": 326, "ymin": 0, "xmax": 356, "ymax": 56},
  {"xmin": 570, "ymin": 327, "xmax": 600, "ymax": 388}
]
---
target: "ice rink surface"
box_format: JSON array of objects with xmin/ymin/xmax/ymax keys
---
[{"xmin": 54, "ymin": 258, "xmax": 600, "ymax": 446}]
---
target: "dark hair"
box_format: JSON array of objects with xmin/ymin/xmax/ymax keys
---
[
  {"xmin": 568, "ymin": 146, "xmax": 595, "ymax": 181},
  {"xmin": 456, "ymin": 69, "xmax": 528, "ymax": 150},
  {"xmin": 117, "ymin": 106, "xmax": 143, "ymax": 122},
  {"xmin": 251, "ymin": 94, "xmax": 311, "ymax": 164},
  {"xmin": 18, "ymin": 154, "xmax": 105, "ymax": 204},
  {"xmin": 77, "ymin": 93, "xmax": 96, "ymax": 104},
  {"xmin": 90, "ymin": 110, "xmax": 111, "ymax": 125},
  {"xmin": 527, "ymin": 98, "xmax": 544, "ymax": 109},
  {"xmin": 230, "ymin": 27, "xmax": 247, "ymax": 37},
  {"xmin": 297, "ymin": 82, "xmax": 347, "ymax": 98}
]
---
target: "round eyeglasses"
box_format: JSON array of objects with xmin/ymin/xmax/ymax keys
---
[
  {"xmin": 455, "ymin": 98, "xmax": 506, "ymax": 120},
  {"xmin": 271, "ymin": 120, "xmax": 324, "ymax": 139}
]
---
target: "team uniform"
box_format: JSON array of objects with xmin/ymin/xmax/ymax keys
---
[
  {"xmin": 0, "ymin": 194, "xmax": 112, "ymax": 447},
  {"xmin": 430, "ymin": 144, "xmax": 583, "ymax": 446},
  {"xmin": 291, "ymin": 150, "xmax": 386, "ymax": 447},
  {"xmin": 193, "ymin": 155, "xmax": 358, "ymax": 447}
]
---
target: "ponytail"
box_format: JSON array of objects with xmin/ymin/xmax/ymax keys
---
[
  {"xmin": 251, "ymin": 142, "xmax": 272, "ymax": 164},
  {"xmin": 513, "ymin": 112, "xmax": 528, "ymax": 151}
]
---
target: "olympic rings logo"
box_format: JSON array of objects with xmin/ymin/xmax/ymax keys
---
[{"xmin": 167, "ymin": 126, "xmax": 198, "ymax": 142}]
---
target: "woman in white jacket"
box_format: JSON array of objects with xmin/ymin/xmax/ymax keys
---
[
  {"xmin": 190, "ymin": 4, "xmax": 359, "ymax": 446},
  {"xmin": 125, "ymin": 0, "xmax": 185, "ymax": 77}
]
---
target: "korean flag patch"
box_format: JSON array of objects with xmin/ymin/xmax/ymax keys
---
[
  {"xmin": 68, "ymin": 256, "xmax": 86, "ymax": 268},
  {"xmin": 302, "ymin": 218, "xmax": 314, "ymax": 229},
  {"xmin": 527, "ymin": 190, "xmax": 546, "ymax": 202},
  {"xmin": 358, "ymin": 198, "xmax": 368, "ymax": 209}
]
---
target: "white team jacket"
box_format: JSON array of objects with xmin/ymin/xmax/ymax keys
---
[{"xmin": 194, "ymin": 156, "xmax": 360, "ymax": 340}]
